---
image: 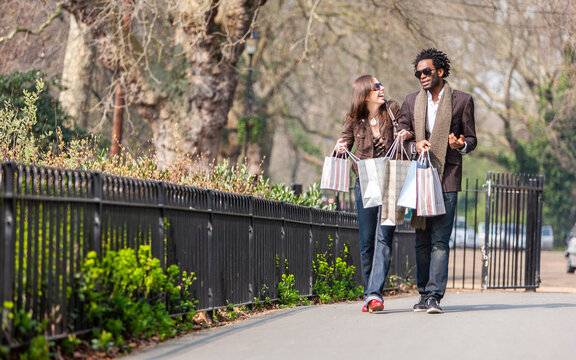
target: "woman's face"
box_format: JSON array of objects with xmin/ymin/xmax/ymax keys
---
[{"xmin": 365, "ymin": 78, "xmax": 386, "ymax": 107}]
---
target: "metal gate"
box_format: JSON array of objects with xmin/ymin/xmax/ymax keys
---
[{"xmin": 448, "ymin": 172, "xmax": 544, "ymax": 291}]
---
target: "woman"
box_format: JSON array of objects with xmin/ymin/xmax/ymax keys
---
[{"xmin": 336, "ymin": 74, "xmax": 407, "ymax": 313}]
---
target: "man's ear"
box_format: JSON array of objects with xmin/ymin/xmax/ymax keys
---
[{"xmin": 438, "ymin": 68, "xmax": 445, "ymax": 78}]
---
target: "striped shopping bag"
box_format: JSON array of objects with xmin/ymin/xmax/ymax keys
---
[
  {"xmin": 381, "ymin": 136, "xmax": 411, "ymax": 225},
  {"xmin": 416, "ymin": 150, "xmax": 446, "ymax": 216},
  {"xmin": 320, "ymin": 148, "xmax": 350, "ymax": 192}
]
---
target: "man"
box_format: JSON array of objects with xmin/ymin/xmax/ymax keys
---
[{"xmin": 397, "ymin": 48, "xmax": 477, "ymax": 314}]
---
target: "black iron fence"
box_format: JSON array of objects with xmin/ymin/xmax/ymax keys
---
[
  {"xmin": 0, "ymin": 162, "xmax": 416, "ymax": 347},
  {"xmin": 0, "ymin": 160, "xmax": 543, "ymax": 348},
  {"xmin": 482, "ymin": 172, "xmax": 544, "ymax": 290},
  {"xmin": 446, "ymin": 173, "xmax": 544, "ymax": 291},
  {"xmin": 448, "ymin": 178, "xmax": 487, "ymax": 290}
]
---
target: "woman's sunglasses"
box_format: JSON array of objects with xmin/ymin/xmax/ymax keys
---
[
  {"xmin": 373, "ymin": 82, "xmax": 384, "ymax": 91},
  {"xmin": 414, "ymin": 67, "xmax": 433, "ymax": 78}
]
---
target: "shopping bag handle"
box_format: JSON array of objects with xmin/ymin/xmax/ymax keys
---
[
  {"xmin": 333, "ymin": 143, "xmax": 360, "ymax": 163},
  {"xmin": 330, "ymin": 143, "xmax": 347, "ymax": 159},
  {"xmin": 384, "ymin": 135, "xmax": 410, "ymax": 160},
  {"xmin": 330, "ymin": 143, "xmax": 359, "ymax": 163},
  {"xmin": 417, "ymin": 149, "xmax": 431, "ymax": 167}
]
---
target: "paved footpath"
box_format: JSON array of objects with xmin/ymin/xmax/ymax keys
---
[{"xmin": 123, "ymin": 291, "xmax": 576, "ymax": 360}]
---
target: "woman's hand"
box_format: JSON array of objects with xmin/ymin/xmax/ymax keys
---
[{"xmin": 336, "ymin": 138, "xmax": 347, "ymax": 154}]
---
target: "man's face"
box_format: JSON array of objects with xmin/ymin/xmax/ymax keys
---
[{"xmin": 416, "ymin": 59, "xmax": 444, "ymax": 91}]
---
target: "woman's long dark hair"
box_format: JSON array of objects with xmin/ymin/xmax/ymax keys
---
[{"xmin": 344, "ymin": 74, "xmax": 386, "ymax": 126}]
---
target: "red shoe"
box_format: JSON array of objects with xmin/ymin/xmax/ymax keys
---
[
  {"xmin": 362, "ymin": 304, "xmax": 369, "ymax": 312},
  {"xmin": 368, "ymin": 299, "xmax": 384, "ymax": 312}
]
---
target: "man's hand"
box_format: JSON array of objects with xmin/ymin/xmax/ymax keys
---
[
  {"xmin": 449, "ymin": 133, "xmax": 465, "ymax": 149},
  {"xmin": 396, "ymin": 129, "xmax": 413, "ymax": 140},
  {"xmin": 415, "ymin": 139, "xmax": 431, "ymax": 154}
]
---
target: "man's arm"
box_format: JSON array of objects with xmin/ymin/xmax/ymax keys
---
[
  {"xmin": 397, "ymin": 97, "xmax": 417, "ymax": 156},
  {"xmin": 460, "ymin": 96, "xmax": 477, "ymax": 154}
]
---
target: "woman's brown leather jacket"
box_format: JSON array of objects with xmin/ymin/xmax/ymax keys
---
[{"xmin": 340, "ymin": 100, "xmax": 401, "ymax": 175}]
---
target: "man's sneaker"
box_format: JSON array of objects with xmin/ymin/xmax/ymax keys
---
[
  {"xmin": 426, "ymin": 298, "xmax": 443, "ymax": 314},
  {"xmin": 368, "ymin": 299, "xmax": 384, "ymax": 312},
  {"xmin": 413, "ymin": 296, "xmax": 428, "ymax": 312},
  {"xmin": 362, "ymin": 304, "xmax": 369, "ymax": 313}
]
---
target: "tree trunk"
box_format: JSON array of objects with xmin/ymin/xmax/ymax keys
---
[
  {"xmin": 110, "ymin": 83, "xmax": 124, "ymax": 156},
  {"xmin": 63, "ymin": 0, "xmax": 267, "ymax": 168},
  {"xmin": 59, "ymin": 14, "xmax": 94, "ymax": 129},
  {"xmin": 150, "ymin": 55, "xmax": 239, "ymax": 166}
]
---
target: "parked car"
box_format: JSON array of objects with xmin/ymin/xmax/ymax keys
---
[
  {"xmin": 450, "ymin": 216, "xmax": 478, "ymax": 248},
  {"xmin": 566, "ymin": 234, "xmax": 576, "ymax": 273},
  {"xmin": 477, "ymin": 222, "xmax": 525, "ymax": 249},
  {"xmin": 541, "ymin": 225, "xmax": 554, "ymax": 250},
  {"xmin": 477, "ymin": 222, "xmax": 504, "ymax": 248},
  {"xmin": 505, "ymin": 224, "xmax": 526, "ymax": 249}
]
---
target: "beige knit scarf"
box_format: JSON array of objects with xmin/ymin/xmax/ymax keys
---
[
  {"xmin": 411, "ymin": 81, "xmax": 452, "ymax": 229},
  {"xmin": 414, "ymin": 81, "xmax": 453, "ymax": 177}
]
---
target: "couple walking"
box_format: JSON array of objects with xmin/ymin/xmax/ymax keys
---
[{"xmin": 336, "ymin": 48, "xmax": 477, "ymax": 314}]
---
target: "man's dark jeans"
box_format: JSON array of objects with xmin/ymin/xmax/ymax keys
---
[{"xmin": 415, "ymin": 191, "xmax": 457, "ymax": 301}]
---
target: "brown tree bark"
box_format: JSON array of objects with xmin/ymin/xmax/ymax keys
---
[{"xmin": 110, "ymin": 83, "xmax": 124, "ymax": 156}]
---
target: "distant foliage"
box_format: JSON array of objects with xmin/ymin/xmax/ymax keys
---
[
  {"xmin": 0, "ymin": 73, "xmax": 334, "ymax": 210},
  {"xmin": 0, "ymin": 78, "xmax": 45, "ymax": 163},
  {"xmin": 0, "ymin": 69, "xmax": 88, "ymax": 152}
]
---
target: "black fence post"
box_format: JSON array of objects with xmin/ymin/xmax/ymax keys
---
[
  {"xmin": 524, "ymin": 175, "xmax": 543, "ymax": 291},
  {"xmin": 207, "ymin": 190, "xmax": 214, "ymax": 310},
  {"xmin": 92, "ymin": 172, "xmax": 102, "ymax": 256},
  {"xmin": 481, "ymin": 172, "xmax": 492, "ymax": 290},
  {"xmin": 156, "ymin": 181, "xmax": 166, "ymax": 268},
  {"xmin": 291, "ymin": 184, "xmax": 302, "ymax": 195},
  {"xmin": 335, "ymin": 212, "xmax": 341, "ymax": 262},
  {"xmin": 0, "ymin": 162, "xmax": 16, "ymax": 344},
  {"xmin": 280, "ymin": 202, "xmax": 286, "ymax": 278},
  {"xmin": 535, "ymin": 175, "xmax": 544, "ymax": 287},
  {"xmin": 248, "ymin": 196, "xmax": 255, "ymax": 300},
  {"xmin": 308, "ymin": 206, "xmax": 313, "ymax": 296}
]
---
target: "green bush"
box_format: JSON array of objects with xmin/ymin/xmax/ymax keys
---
[
  {"xmin": 1, "ymin": 302, "xmax": 51, "ymax": 359},
  {"xmin": 276, "ymin": 257, "xmax": 308, "ymax": 308},
  {"xmin": 267, "ymin": 182, "xmax": 333, "ymax": 210},
  {"xmin": 79, "ymin": 245, "xmax": 197, "ymax": 349},
  {"xmin": 278, "ymin": 274, "xmax": 305, "ymax": 308},
  {"xmin": 0, "ymin": 69, "xmax": 88, "ymax": 153},
  {"xmin": 313, "ymin": 239, "xmax": 363, "ymax": 303},
  {"xmin": 0, "ymin": 77, "xmax": 45, "ymax": 163}
]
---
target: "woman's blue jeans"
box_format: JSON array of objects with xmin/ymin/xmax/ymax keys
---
[
  {"xmin": 415, "ymin": 191, "xmax": 458, "ymax": 301},
  {"xmin": 355, "ymin": 180, "xmax": 395, "ymax": 303}
]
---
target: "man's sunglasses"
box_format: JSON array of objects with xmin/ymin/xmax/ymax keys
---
[
  {"xmin": 373, "ymin": 82, "xmax": 384, "ymax": 91},
  {"xmin": 414, "ymin": 67, "xmax": 433, "ymax": 78}
]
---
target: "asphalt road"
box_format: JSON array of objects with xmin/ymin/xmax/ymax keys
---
[{"xmin": 123, "ymin": 291, "xmax": 576, "ymax": 360}]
